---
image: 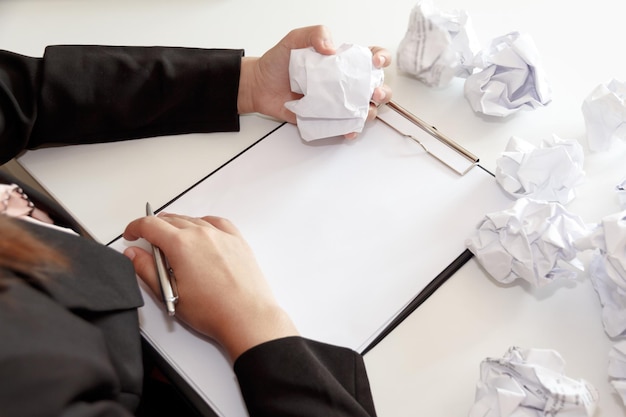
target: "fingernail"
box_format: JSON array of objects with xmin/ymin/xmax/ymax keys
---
[
  {"xmin": 345, "ymin": 132, "xmax": 358, "ymax": 140},
  {"xmin": 378, "ymin": 55, "xmax": 386, "ymax": 67},
  {"xmin": 323, "ymin": 39, "xmax": 335, "ymax": 50},
  {"xmin": 124, "ymin": 247, "xmax": 136, "ymax": 260}
]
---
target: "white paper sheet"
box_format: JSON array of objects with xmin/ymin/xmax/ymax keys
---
[
  {"xmin": 576, "ymin": 210, "xmax": 626, "ymax": 337},
  {"xmin": 469, "ymin": 346, "xmax": 599, "ymax": 417},
  {"xmin": 495, "ymin": 135, "xmax": 585, "ymax": 205},
  {"xmin": 582, "ymin": 79, "xmax": 626, "ymax": 152},
  {"xmin": 396, "ymin": 0, "xmax": 480, "ymax": 87},
  {"xmin": 466, "ymin": 198, "xmax": 590, "ymax": 287},
  {"xmin": 464, "ymin": 32, "xmax": 552, "ymax": 117},
  {"xmin": 285, "ymin": 43, "xmax": 384, "ymax": 141},
  {"xmin": 110, "ymin": 119, "xmax": 511, "ymax": 417}
]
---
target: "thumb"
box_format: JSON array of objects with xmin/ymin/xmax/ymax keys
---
[
  {"xmin": 280, "ymin": 106, "xmax": 298, "ymax": 125},
  {"xmin": 124, "ymin": 246, "xmax": 160, "ymax": 296}
]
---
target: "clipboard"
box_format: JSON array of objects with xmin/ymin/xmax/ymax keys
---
[
  {"xmin": 108, "ymin": 102, "xmax": 511, "ymax": 417},
  {"xmin": 376, "ymin": 101, "xmax": 479, "ymax": 176}
]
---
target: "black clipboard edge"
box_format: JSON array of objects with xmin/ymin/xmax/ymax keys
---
[{"xmin": 361, "ymin": 249, "xmax": 474, "ymax": 355}]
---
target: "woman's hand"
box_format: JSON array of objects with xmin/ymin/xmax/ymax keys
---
[
  {"xmin": 237, "ymin": 25, "xmax": 393, "ymax": 139},
  {"xmin": 122, "ymin": 213, "xmax": 298, "ymax": 362}
]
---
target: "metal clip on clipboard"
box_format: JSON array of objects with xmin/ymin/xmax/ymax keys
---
[{"xmin": 376, "ymin": 101, "xmax": 479, "ymax": 176}]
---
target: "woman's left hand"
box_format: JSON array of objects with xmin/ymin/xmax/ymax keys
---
[{"xmin": 237, "ymin": 25, "xmax": 393, "ymax": 139}]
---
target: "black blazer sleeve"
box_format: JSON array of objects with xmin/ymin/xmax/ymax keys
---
[
  {"xmin": 234, "ymin": 336, "xmax": 377, "ymax": 417},
  {"xmin": 0, "ymin": 46, "xmax": 244, "ymax": 164}
]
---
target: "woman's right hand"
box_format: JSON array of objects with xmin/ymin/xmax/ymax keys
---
[{"xmin": 122, "ymin": 213, "xmax": 299, "ymax": 362}]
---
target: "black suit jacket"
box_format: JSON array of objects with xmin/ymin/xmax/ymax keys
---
[
  {"xmin": 0, "ymin": 46, "xmax": 377, "ymax": 417},
  {"xmin": 0, "ymin": 219, "xmax": 144, "ymax": 417}
]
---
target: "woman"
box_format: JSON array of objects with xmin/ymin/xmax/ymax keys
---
[{"xmin": 0, "ymin": 26, "xmax": 391, "ymax": 416}]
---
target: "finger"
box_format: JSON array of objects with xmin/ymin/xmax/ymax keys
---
[
  {"xmin": 124, "ymin": 246, "xmax": 161, "ymax": 296},
  {"xmin": 156, "ymin": 213, "xmax": 244, "ymax": 238},
  {"xmin": 370, "ymin": 47, "xmax": 392, "ymax": 68},
  {"xmin": 200, "ymin": 216, "xmax": 242, "ymax": 236},
  {"xmin": 123, "ymin": 216, "xmax": 155, "ymax": 241},
  {"xmin": 372, "ymin": 84, "xmax": 393, "ymax": 105},
  {"xmin": 280, "ymin": 106, "xmax": 298, "ymax": 125},
  {"xmin": 159, "ymin": 213, "xmax": 213, "ymax": 228},
  {"xmin": 366, "ymin": 102, "xmax": 380, "ymax": 121},
  {"xmin": 123, "ymin": 215, "xmax": 178, "ymax": 248},
  {"xmin": 284, "ymin": 25, "xmax": 335, "ymax": 55},
  {"xmin": 158, "ymin": 213, "xmax": 240, "ymax": 237}
]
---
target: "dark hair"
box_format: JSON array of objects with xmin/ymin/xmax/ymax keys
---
[{"xmin": 0, "ymin": 215, "xmax": 68, "ymax": 289}]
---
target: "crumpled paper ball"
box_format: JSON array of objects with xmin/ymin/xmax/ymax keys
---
[
  {"xmin": 464, "ymin": 31, "xmax": 552, "ymax": 117},
  {"xmin": 469, "ymin": 346, "xmax": 599, "ymax": 417},
  {"xmin": 608, "ymin": 341, "xmax": 626, "ymax": 406},
  {"xmin": 581, "ymin": 79, "xmax": 626, "ymax": 152},
  {"xmin": 285, "ymin": 43, "xmax": 384, "ymax": 141},
  {"xmin": 397, "ymin": 0, "xmax": 480, "ymax": 87},
  {"xmin": 466, "ymin": 198, "xmax": 590, "ymax": 287},
  {"xmin": 575, "ymin": 210, "xmax": 626, "ymax": 337},
  {"xmin": 495, "ymin": 135, "xmax": 585, "ymax": 205}
]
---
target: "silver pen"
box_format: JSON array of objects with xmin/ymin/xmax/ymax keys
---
[{"xmin": 146, "ymin": 202, "xmax": 179, "ymax": 316}]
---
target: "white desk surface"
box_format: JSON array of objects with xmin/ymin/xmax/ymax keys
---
[{"xmin": 3, "ymin": 0, "xmax": 626, "ymax": 415}]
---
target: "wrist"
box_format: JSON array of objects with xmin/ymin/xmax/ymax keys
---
[
  {"xmin": 237, "ymin": 57, "xmax": 258, "ymax": 115},
  {"xmin": 220, "ymin": 304, "xmax": 299, "ymax": 362}
]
